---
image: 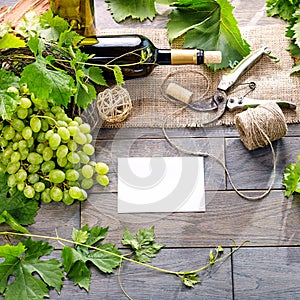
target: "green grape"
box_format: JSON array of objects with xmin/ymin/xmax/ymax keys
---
[
  {"xmin": 45, "ymin": 129, "xmax": 54, "ymax": 140},
  {"xmin": 27, "ymin": 152, "xmax": 43, "ymax": 165},
  {"xmin": 41, "ymin": 188, "xmax": 52, "ymax": 203},
  {"xmin": 30, "ymin": 116, "xmax": 42, "ymax": 133},
  {"xmin": 7, "ymin": 174, "xmax": 17, "ymax": 187},
  {"xmin": 65, "ymin": 169, "xmax": 79, "ymax": 181},
  {"xmin": 74, "ymin": 132, "xmax": 87, "ymax": 145},
  {"xmin": 37, "ymin": 132, "xmax": 46, "ymax": 143},
  {"xmin": 28, "ymin": 173, "xmax": 40, "ymax": 184},
  {"xmin": 41, "ymin": 119, "xmax": 49, "ymax": 132},
  {"xmin": 7, "ymin": 86, "xmax": 19, "ymax": 95},
  {"xmin": 18, "ymin": 140, "xmax": 27, "ymax": 149},
  {"xmin": 58, "ymin": 127, "xmax": 70, "ymax": 140},
  {"xmin": 86, "ymin": 133, "xmax": 93, "ymax": 144},
  {"xmin": 95, "ymin": 162, "xmax": 109, "ymax": 175},
  {"xmin": 78, "ymin": 189, "xmax": 87, "ymax": 201},
  {"xmin": 20, "ymin": 97, "xmax": 32, "ymax": 108},
  {"xmin": 89, "ymin": 160, "xmax": 96, "ymax": 167},
  {"xmin": 83, "ymin": 144, "xmax": 95, "ymax": 156},
  {"xmin": 67, "ymin": 180, "xmax": 80, "ymax": 187},
  {"xmin": 36, "ymin": 143, "xmax": 46, "ymax": 154},
  {"xmin": 57, "ymin": 120, "xmax": 68, "ymax": 127},
  {"xmin": 51, "ymin": 106, "xmax": 64, "ymax": 114},
  {"xmin": 31, "ymin": 97, "xmax": 48, "ymax": 110},
  {"xmin": 3, "ymin": 148, "xmax": 13, "ymax": 160},
  {"xmin": 17, "ymin": 182, "xmax": 25, "ymax": 191},
  {"xmin": 27, "ymin": 136, "xmax": 34, "ymax": 148},
  {"xmin": 69, "ymin": 186, "xmax": 82, "ymax": 199},
  {"xmin": 33, "ymin": 182, "xmax": 45, "ymax": 192},
  {"xmin": 80, "ymin": 177, "xmax": 94, "ymax": 190},
  {"xmin": 22, "ymin": 126, "xmax": 32, "ymax": 140},
  {"xmin": 68, "ymin": 126, "xmax": 79, "ymax": 136},
  {"xmin": 81, "ymin": 164, "xmax": 94, "ymax": 179},
  {"xmin": 41, "ymin": 160, "xmax": 56, "ymax": 174},
  {"xmin": 67, "ymin": 140, "xmax": 77, "ymax": 152},
  {"xmin": 32, "ymin": 192, "xmax": 41, "ymax": 201},
  {"xmin": 27, "ymin": 164, "xmax": 40, "ymax": 174},
  {"xmin": 42, "ymin": 147, "xmax": 53, "ymax": 161},
  {"xmin": 3, "ymin": 125, "xmax": 15, "ymax": 140},
  {"xmin": 68, "ymin": 121, "xmax": 79, "ymax": 127},
  {"xmin": 74, "ymin": 116, "xmax": 83, "ymax": 125},
  {"xmin": 6, "ymin": 161, "xmax": 20, "ymax": 174},
  {"xmin": 78, "ymin": 151, "xmax": 90, "ymax": 164},
  {"xmin": 64, "ymin": 161, "xmax": 74, "ymax": 170},
  {"xmin": 12, "ymin": 142, "xmax": 19, "ymax": 151},
  {"xmin": 56, "ymin": 112, "xmax": 69, "ymax": 122},
  {"xmin": 10, "ymin": 151, "xmax": 21, "ymax": 163},
  {"xmin": 49, "ymin": 133, "xmax": 61, "ymax": 149},
  {"xmin": 79, "ymin": 123, "xmax": 91, "ymax": 134},
  {"xmin": 11, "ymin": 119, "xmax": 25, "ymax": 132},
  {"xmin": 0, "ymin": 137, "xmax": 8, "ymax": 147},
  {"xmin": 24, "ymin": 185, "xmax": 35, "ymax": 198},
  {"xmin": 15, "ymin": 169, "xmax": 27, "ymax": 182},
  {"xmin": 19, "ymin": 148, "xmax": 29, "ymax": 160},
  {"xmin": 50, "ymin": 186, "xmax": 63, "ymax": 202},
  {"xmin": 96, "ymin": 174, "xmax": 109, "ymax": 186},
  {"xmin": 12, "ymin": 132, "xmax": 22, "ymax": 142},
  {"xmin": 67, "ymin": 152, "xmax": 80, "ymax": 164},
  {"xmin": 56, "ymin": 145, "xmax": 68, "ymax": 158},
  {"xmin": 63, "ymin": 190, "xmax": 74, "ymax": 205},
  {"xmin": 17, "ymin": 107, "xmax": 28, "ymax": 119},
  {"xmin": 49, "ymin": 169, "xmax": 65, "ymax": 184},
  {"xmin": 57, "ymin": 156, "xmax": 68, "ymax": 167}
]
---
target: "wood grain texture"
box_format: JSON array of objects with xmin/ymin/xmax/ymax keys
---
[{"xmin": 233, "ymin": 247, "xmax": 300, "ymax": 299}]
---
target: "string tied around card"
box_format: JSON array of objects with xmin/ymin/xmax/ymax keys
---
[{"xmin": 160, "ymin": 70, "xmax": 287, "ymax": 201}]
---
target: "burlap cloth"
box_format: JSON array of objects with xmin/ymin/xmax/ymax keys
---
[{"xmin": 93, "ymin": 24, "xmax": 300, "ymax": 128}]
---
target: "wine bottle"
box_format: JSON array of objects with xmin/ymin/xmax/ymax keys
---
[
  {"xmin": 80, "ymin": 34, "xmax": 222, "ymax": 79},
  {"xmin": 50, "ymin": 0, "xmax": 96, "ymax": 36}
]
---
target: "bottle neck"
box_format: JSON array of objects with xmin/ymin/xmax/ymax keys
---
[{"xmin": 156, "ymin": 49, "xmax": 204, "ymax": 65}]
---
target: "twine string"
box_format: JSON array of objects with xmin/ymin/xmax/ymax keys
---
[{"xmin": 161, "ymin": 72, "xmax": 287, "ymax": 201}]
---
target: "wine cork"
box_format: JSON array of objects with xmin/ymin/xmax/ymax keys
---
[
  {"xmin": 166, "ymin": 82, "xmax": 193, "ymax": 104},
  {"xmin": 204, "ymin": 51, "xmax": 222, "ymax": 64}
]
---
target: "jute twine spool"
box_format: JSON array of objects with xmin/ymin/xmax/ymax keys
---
[
  {"xmin": 97, "ymin": 85, "xmax": 132, "ymax": 123},
  {"xmin": 234, "ymin": 102, "xmax": 287, "ymax": 150}
]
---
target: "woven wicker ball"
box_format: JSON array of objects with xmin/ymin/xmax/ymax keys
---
[{"xmin": 97, "ymin": 85, "xmax": 132, "ymax": 123}]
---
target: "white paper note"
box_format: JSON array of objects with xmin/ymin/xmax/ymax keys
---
[{"xmin": 117, "ymin": 157, "xmax": 205, "ymax": 213}]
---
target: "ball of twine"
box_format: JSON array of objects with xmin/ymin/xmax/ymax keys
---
[
  {"xmin": 96, "ymin": 85, "xmax": 132, "ymax": 123},
  {"xmin": 234, "ymin": 101, "xmax": 287, "ymax": 150}
]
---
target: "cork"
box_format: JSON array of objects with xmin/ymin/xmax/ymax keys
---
[
  {"xmin": 204, "ymin": 51, "xmax": 222, "ymax": 64},
  {"xmin": 166, "ymin": 82, "xmax": 193, "ymax": 104}
]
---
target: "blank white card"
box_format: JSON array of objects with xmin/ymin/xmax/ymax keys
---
[{"xmin": 117, "ymin": 157, "xmax": 205, "ymax": 213}]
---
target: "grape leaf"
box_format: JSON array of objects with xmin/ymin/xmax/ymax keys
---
[
  {"xmin": 0, "ymin": 69, "xmax": 20, "ymax": 120},
  {"xmin": 167, "ymin": 0, "xmax": 250, "ymax": 70},
  {"xmin": 122, "ymin": 226, "xmax": 165, "ymax": 263},
  {"xmin": 180, "ymin": 273, "xmax": 200, "ymax": 288},
  {"xmin": 105, "ymin": 0, "xmax": 157, "ymax": 22},
  {"xmin": 20, "ymin": 55, "xmax": 75, "ymax": 107},
  {"xmin": 61, "ymin": 225, "xmax": 121, "ymax": 291},
  {"xmin": 266, "ymin": 0, "xmax": 299, "ymax": 21},
  {"xmin": 0, "ymin": 238, "xmax": 63, "ymax": 300},
  {"xmin": 0, "ymin": 33, "xmax": 26, "ymax": 49},
  {"xmin": 0, "ymin": 172, "xmax": 39, "ymax": 226},
  {"xmin": 282, "ymin": 161, "xmax": 300, "ymax": 197}
]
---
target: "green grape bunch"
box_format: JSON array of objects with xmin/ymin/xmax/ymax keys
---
[{"xmin": 0, "ymin": 84, "xmax": 109, "ymax": 205}]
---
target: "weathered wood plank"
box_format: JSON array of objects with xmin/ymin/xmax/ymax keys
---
[
  {"xmin": 49, "ymin": 247, "xmax": 232, "ymax": 299},
  {"xmin": 225, "ymin": 137, "xmax": 300, "ymax": 190},
  {"xmin": 81, "ymin": 191, "xmax": 300, "ymax": 248},
  {"xmin": 233, "ymin": 247, "xmax": 300, "ymax": 299}
]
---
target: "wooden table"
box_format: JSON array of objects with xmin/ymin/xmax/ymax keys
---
[{"xmin": 1, "ymin": 1, "xmax": 300, "ymax": 299}]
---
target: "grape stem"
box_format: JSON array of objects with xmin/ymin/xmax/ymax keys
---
[
  {"xmin": 0, "ymin": 231, "xmax": 248, "ymax": 278},
  {"xmin": 31, "ymin": 115, "xmax": 59, "ymax": 127}
]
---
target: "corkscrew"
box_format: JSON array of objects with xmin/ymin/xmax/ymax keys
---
[{"xmin": 165, "ymin": 46, "xmax": 296, "ymax": 124}]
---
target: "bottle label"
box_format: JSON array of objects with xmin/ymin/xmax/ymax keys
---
[{"xmin": 171, "ymin": 49, "xmax": 198, "ymax": 64}]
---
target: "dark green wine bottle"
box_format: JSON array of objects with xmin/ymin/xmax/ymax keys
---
[{"xmin": 80, "ymin": 35, "xmax": 222, "ymax": 79}]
